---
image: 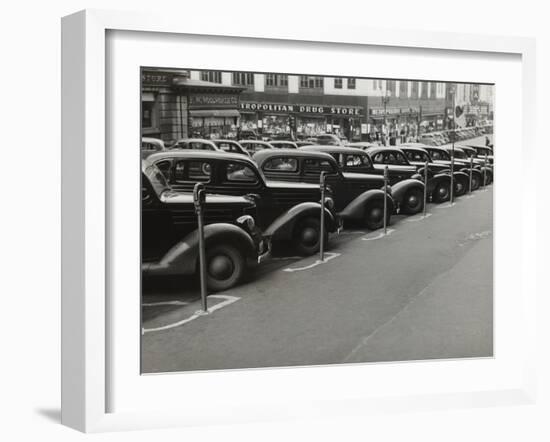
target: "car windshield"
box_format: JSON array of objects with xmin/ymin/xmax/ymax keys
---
[
  {"xmin": 453, "ymin": 150, "xmax": 467, "ymax": 159},
  {"xmin": 144, "ymin": 164, "xmax": 171, "ymax": 197},
  {"xmin": 429, "ymin": 150, "xmax": 450, "ymax": 161}
]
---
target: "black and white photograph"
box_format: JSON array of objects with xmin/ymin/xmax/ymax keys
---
[{"xmin": 140, "ymin": 67, "xmax": 494, "ymax": 374}]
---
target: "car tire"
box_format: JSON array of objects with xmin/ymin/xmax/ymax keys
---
[
  {"xmin": 293, "ymin": 217, "xmax": 327, "ymax": 256},
  {"xmin": 470, "ymin": 174, "xmax": 481, "ymax": 191},
  {"xmin": 400, "ymin": 188, "xmax": 424, "ymax": 215},
  {"xmin": 363, "ymin": 199, "xmax": 388, "ymax": 230},
  {"xmin": 203, "ymin": 243, "xmax": 245, "ymax": 292},
  {"xmin": 454, "ymin": 177, "xmax": 467, "ymax": 197},
  {"xmin": 432, "ymin": 181, "xmax": 450, "ymax": 203}
]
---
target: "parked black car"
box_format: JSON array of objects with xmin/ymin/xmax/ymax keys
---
[
  {"xmin": 400, "ymin": 145, "xmax": 480, "ymax": 200},
  {"xmin": 299, "ymin": 145, "xmax": 426, "ymax": 214},
  {"xmin": 238, "ymin": 140, "xmax": 275, "ymax": 155},
  {"xmin": 253, "ymin": 149, "xmax": 395, "ymax": 230},
  {"xmin": 212, "ymin": 139, "xmax": 250, "ymax": 156},
  {"xmin": 147, "ymin": 150, "xmax": 338, "ymax": 256},
  {"xmin": 418, "ymin": 145, "xmax": 480, "ymax": 194},
  {"xmin": 141, "ymin": 161, "xmax": 266, "ymax": 291}
]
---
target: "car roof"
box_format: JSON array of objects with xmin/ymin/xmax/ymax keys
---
[
  {"xmin": 253, "ymin": 148, "xmax": 336, "ymax": 164},
  {"xmin": 442, "ymin": 146, "xmax": 465, "ymax": 152},
  {"xmin": 213, "ymin": 139, "xmax": 241, "ymax": 144},
  {"xmin": 364, "ymin": 146, "xmax": 406, "ymax": 156},
  {"xmin": 399, "ymin": 145, "xmax": 430, "ymax": 153},
  {"xmin": 299, "ymin": 145, "xmax": 369, "ymax": 156},
  {"xmin": 346, "ymin": 142, "xmax": 377, "ymax": 148},
  {"xmin": 239, "ymin": 139, "xmax": 273, "ymax": 145},
  {"xmin": 145, "ymin": 149, "xmax": 257, "ymax": 166},
  {"xmin": 173, "ymin": 138, "xmax": 218, "ymax": 145}
]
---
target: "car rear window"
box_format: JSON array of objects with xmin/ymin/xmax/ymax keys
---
[
  {"xmin": 173, "ymin": 160, "xmax": 212, "ymax": 182},
  {"xmin": 263, "ymin": 158, "xmax": 298, "ymax": 172}
]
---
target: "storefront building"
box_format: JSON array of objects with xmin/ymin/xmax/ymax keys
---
[{"xmin": 141, "ymin": 68, "xmax": 245, "ymax": 144}]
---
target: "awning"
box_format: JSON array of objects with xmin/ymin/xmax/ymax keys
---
[{"xmin": 189, "ymin": 109, "xmax": 241, "ymax": 118}]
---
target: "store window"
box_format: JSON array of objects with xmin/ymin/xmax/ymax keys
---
[
  {"xmin": 265, "ymin": 74, "xmax": 288, "ymax": 87},
  {"xmin": 334, "ymin": 78, "xmax": 343, "ymax": 89},
  {"xmin": 200, "ymin": 71, "xmax": 222, "ymax": 83},
  {"xmin": 300, "ymin": 76, "xmax": 324, "ymax": 89},
  {"xmin": 232, "ymin": 72, "xmax": 254, "ymax": 86},
  {"xmin": 141, "ymin": 92, "xmax": 157, "ymax": 129}
]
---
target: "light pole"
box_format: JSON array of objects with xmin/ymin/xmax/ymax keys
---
[{"xmin": 382, "ymin": 90, "xmax": 391, "ymax": 146}]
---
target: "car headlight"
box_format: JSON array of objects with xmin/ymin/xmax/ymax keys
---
[
  {"xmin": 324, "ymin": 196, "xmax": 335, "ymax": 210},
  {"xmin": 236, "ymin": 215, "xmax": 256, "ymax": 232}
]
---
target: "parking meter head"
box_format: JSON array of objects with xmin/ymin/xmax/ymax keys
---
[{"xmin": 193, "ymin": 182, "xmax": 206, "ymax": 208}]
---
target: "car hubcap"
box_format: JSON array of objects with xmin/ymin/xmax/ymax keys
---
[
  {"xmin": 370, "ymin": 207, "xmax": 383, "ymax": 222},
  {"xmin": 439, "ymin": 186, "xmax": 449, "ymax": 197},
  {"xmin": 408, "ymin": 194, "xmax": 418, "ymax": 207},
  {"xmin": 208, "ymin": 255, "xmax": 234, "ymax": 280},
  {"xmin": 300, "ymin": 227, "xmax": 318, "ymax": 246}
]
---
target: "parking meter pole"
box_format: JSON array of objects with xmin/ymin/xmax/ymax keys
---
[
  {"xmin": 193, "ymin": 183, "xmax": 208, "ymax": 313},
  {"xmin": 423, "ymin": 160, "xmax": 428, "ymax": 217},
  {"xmin": 319, "ymin": 172, "xmax": 326, "ymax": 262},
  {"xmin": 383, "ymin": 166, "xmax": 389, "ymax": 235},
  {"xmin": 450, "ymin": 146, "xmax": 455, "ymax": 204},
  {"xmin": 484, "ymin": 153, "xmax": 488, "ymax": 187},
  {"xmin": 469, "ymin": 156, "xmax": 474, "ymax": 193}
]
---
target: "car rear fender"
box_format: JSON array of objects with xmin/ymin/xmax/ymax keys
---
[
  {"xmin": 391, "ymin": 179, "xmax": 425, "ymax": 205},
  {"xmin": 453, "ymin": 170, "xmax": 470, "ymax": 183},
  {"xmin": 263, "ymin": 202, "xmax": 336, "ymax": 241},
  {"xmin": 339, "ymin": 189, "xmax": 395, "ymax": 220},
  {"xmin": 142, "ymin": 223, "xmax": 257, "ymax": 277}
]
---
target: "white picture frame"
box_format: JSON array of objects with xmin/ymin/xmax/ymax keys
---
[{"xmin": 61, "ymin": 9, "xmax": 537, "ymax": 433}]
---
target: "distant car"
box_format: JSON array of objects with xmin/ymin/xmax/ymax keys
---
[
  {"xmin": 212, "ymin": 139, "xmax": 250, "ymax": 156},
  {"xmin": 269, "ymin": 140, "xmax": 298, "ymax": 149},
  {"xmin": 238, "ymin": 140, "xmax": 275, "ymax": 155},
  {"xmin": 141, "ymin": 137, "xmax": 166, "ymax": 159},
  {"xmin": 295, "ymin": 141, "xmax": 315, "ymax": 147},
  {"xmin": 400, "ymin": 144, "xmax": 481, "ymax": 198},
  {"xmin": 470, "ymin": 146, "xmax": 494, "ymax": 165},
  {"xmin": 444, "ymin": 146, "xmax": 493, "ymax": 184},
  {"xmin": 141, "ymin": 160, "xmax": 266, "ymax": 291},
  {"xmin": 254, "ymin": 149, "xmax": 396, "ymax": 230},
  {"xmin": 315, "ymin": 134, "xmax": 343, "ymax": 146},
  {"xmin": 170, "ymin": 138, "xmax": 221, "ymax": 151},
  {"xmin": 238, "ymin": 129, "xmax": 260, "ymax": 140},
  {"xmin": 420, "ymin": 146, "xmax": 482, "ymax": 193},
  {"xmin": 300, "ymin": 145, "xmax": 426, "ymax": 214},
  {"xmin": 346, "ymin": 142, "xmax": 379, "ymax": 150},
  {"xmin": 146, "ymin": 150, "xmax": 338, "ymax": 256}
]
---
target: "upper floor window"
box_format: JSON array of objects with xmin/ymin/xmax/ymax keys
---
[
  {"xmin": 347, "ymin": 78, "xmax": 356, "ymax": 89},
  {"xmin": 411, "ymin": 81, "xmax": 419, "ymax": 97},
  {"xmin": 334, "ymin": 78, "xmax": 343, "ymax": 89},
  {"xmin": 436, "ymin": 82, "xmax": 445, "ymax": 97},
  {"xmin": 399, "ymin": 81, "xmax": 408, "ymax": 97},
  {"xmin": 300, "ymin": 76, "xmax": 324, "ymax": 89},
  {"xmin": 200, "ymin": 71, "xmax": 222, "ymax": 83},
  {"xmin": 386, "ymin": 80, "xmax": 396, "ymax": 95},
  {"xmin": 430, "ymin": 82, "xmax": 437, "ymax": 98},
  {"xmin": 265, "ymin": 74, "xmax": 288, "ymax": 87},
  {"xmin": 420, "ymin": 82, "xmax": 428, "ymax": 98},
  {"xmin": 232, "ymin": 72, "xmax": 254, "ymax": 86},
  {"xmin": 373, "ymin": 79, "xmax": 383, "ymax": 90}
]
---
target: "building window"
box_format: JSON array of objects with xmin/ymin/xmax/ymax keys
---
[
  {"xmin": 411, "ymin": 82, "xmax": 419, "ymax": 97},
  {"xmin": 300, "ymin": 76, "xmax": 324, "ymax": 88},
  {"xmin": 141, "ymin": 92, "xmax": 157, "ymax": 129},
  {"xmin": 436, "ymin": 82, "xmax": 445, "ymax": 98},
  {"xmin": 373, "ymin": 79, "xmax": 384, "ymax": 90},
  {"xmin": 386, "ymin": 80, "xmax": 396, "ymax": 95},
  {"xmin": 334, "ymin": 78, "xmax": 343, "ymax": 89},
  {"xmin": 265, "ymin": 74, "xmax": 288, "ymax": 87},
  {"xmin": 420, "ymin": 82, "xmax": 428, "ymax": 99},
  {"xmin": 232, "ymin": 72, "xmax": 254, "ymax": 86},
  {"xmin": 399, "ymin": 81, "xmax": 408, "ymax": 97},
  {"xmin": 200, "ymin": 71, "xmax": 222, "ymax": 83},
  {"xmin": 347, "ymin": 78, "xmax": 356, "ymax": 89},
  {"xmin": 430, "ymin": 82, "xmax": 437, "ymax": 98}
]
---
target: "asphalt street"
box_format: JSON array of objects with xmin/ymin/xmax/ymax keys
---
[{"xmin": 141, "ymin": 184, "xmax": 493, "ymax": 374}]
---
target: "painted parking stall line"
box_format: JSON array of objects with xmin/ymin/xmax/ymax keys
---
[
  {"xmin": 361, "ymin": 228, "xmax": 395, "ymax": 241},
  {"xmin": 404, "ymin": 213, "xmax": 433, "ymax": 223},
  {"xmin": 142, "ymin": 294, "xmax": 241, "ymax": 334},
  {"xmin": 283, "ymin": 252, "xmax": 341, "ymax": 273},
  {"xmin": 142, "ymin": 300, "xmax": 190, "ymax": 307},
  {"xmin": 435, "ymin": 202, "xmax": 457, "ymax": 210}
]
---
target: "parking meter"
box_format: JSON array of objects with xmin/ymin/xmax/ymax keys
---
[
  {"xmin": 469, "ymin": 156, "xmax": 474, "ymax": 193},
  {"xmin": 193, "ymin": 183, "xmax": 208, "ymax": 313},
  {"xmin": 423, "ymin": 160, "xmax": 429, "ymax": 217},
  {"xmin": 319, "ymin": 171, "xmax": 327, "ymax": 262},
  {"xmin": 383, "ymin": 166, "xmax": 389, "ymax": 234}
]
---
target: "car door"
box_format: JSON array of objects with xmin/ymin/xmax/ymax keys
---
[
  {"xmin": 301, "ymin": 157, "xmax": 349, "ymax": 210},
  {"xmin": 371, "ymin": 151, "xmax": 416, "ymax": 184}
]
